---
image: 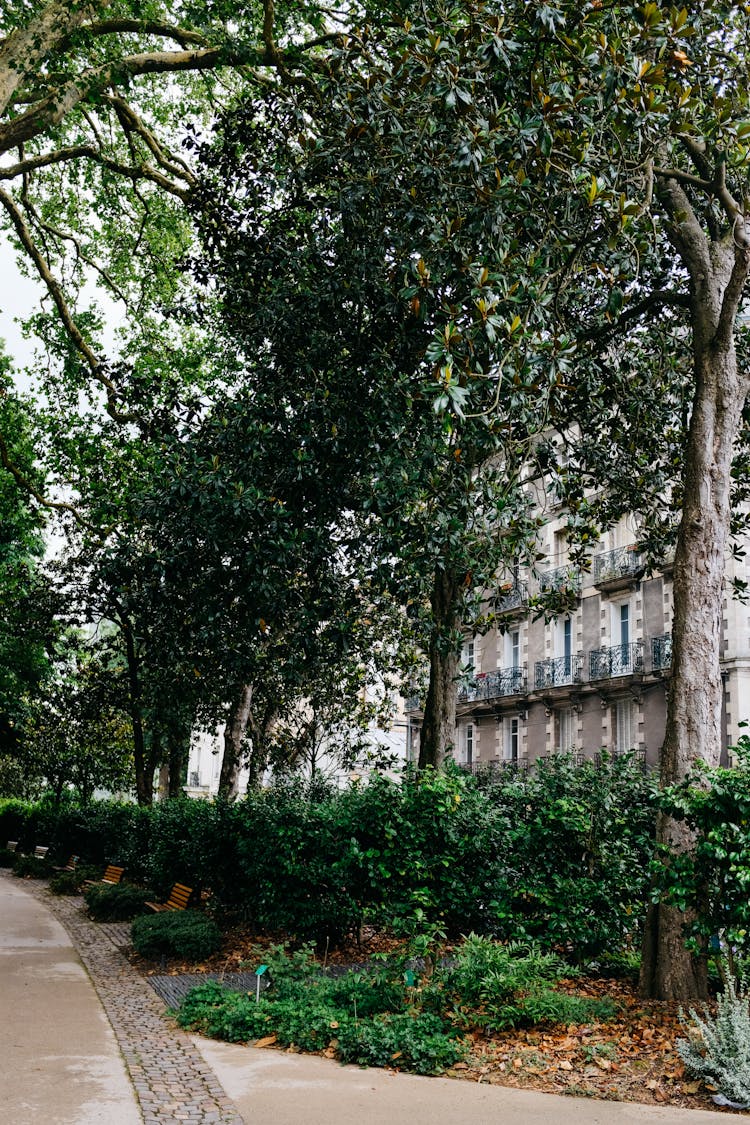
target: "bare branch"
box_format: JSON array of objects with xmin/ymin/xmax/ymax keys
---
[
  {"xmin": 0, "ymin": 144, "xmax": 192, "ymax": 198},
  {"xmin": 81, "ymin": 19, "xmax": 206, "ymax": 48}
]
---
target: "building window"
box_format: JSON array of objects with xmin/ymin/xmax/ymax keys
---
[
  {"xmin": 556, "ymin": 615, "xmax": 573, "ymax": 676},
  {"xmin": 557, "ymin": 707, "xmax": 576, "ymax": 753},
  {"xmin": 462, "ymin": 639, "xmax": 475, "ymax": 674},
  {"xmin": 507, "ymin": 628, "xmax": 521, "ymax": 669},
  {"xmin": 464, "ymin": 723, "xmax": 474, "ymax": 766},
  {"xmin": 614, "ymin": 699, "xmax": 635, "ymax": 752},
  {"xmin": 504, "ymin": 716, "xmax": 520, "ymax": 762}
]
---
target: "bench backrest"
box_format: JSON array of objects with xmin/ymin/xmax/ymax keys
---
[
  {"xmin": 102, "ymin": 864, "xmax": 124, "ymax": 884},
  {"xmin": 6, "ymin": 840, "xmax": 17, "ymax": 852},
  {"xmin": 34, "ymin": 845, "xmax": 49, "ymax": 859},
  {"xmin": 166, "ymin": 883, "xmax": 193, "ymax": 910}
]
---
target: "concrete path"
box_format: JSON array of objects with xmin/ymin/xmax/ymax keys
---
[
  {"xmin": 0, "ymin": 871, "xmax": 140, "ymax": 1124},
  {"xmin": 197, "ymin": 1039, "xmax": 741, "ymax": 1125},
  {"xmin": 0, "ymin": 870, "xmax": 742, "ymax": 1124}
]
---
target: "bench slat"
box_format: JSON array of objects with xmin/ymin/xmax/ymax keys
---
[{"xmin": 145, "ymin": 883, "xmax": 193, "ymax": 913}]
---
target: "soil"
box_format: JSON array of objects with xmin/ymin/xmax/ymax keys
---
[{"xmin": 132, "ymin": 924, "xmax": 736, "ymax": 1115}]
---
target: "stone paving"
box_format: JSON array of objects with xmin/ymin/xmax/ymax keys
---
[{"xmin": 30, "ymin": 885, "xmax": 246, "ymax": 1125}]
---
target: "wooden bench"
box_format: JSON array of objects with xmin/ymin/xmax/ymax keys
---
[
  {"xmin": 83, "ymin": 864, "xmax": 124, "ymax": 888},
  {"xmin": 145, "ymin": 883, "xmax": 193, "ymax": 913},
  {"xmin": 53, "ymin": 854, "xmax": 79, "ymax": 873},
  {"xmin": 33, "ymin": 845, "xmax": 49, "ymax": 859},
  {"xmin": 6, "ymin": 840, "xmax": 18, "ymax": 853}
]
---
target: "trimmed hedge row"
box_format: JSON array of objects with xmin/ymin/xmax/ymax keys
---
[{"xmin": 0, "ymin": 755, "xmax": 657, "ymax": 957}]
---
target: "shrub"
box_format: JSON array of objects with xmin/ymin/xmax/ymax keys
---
[
  {"xmin": 11, "ymin": 854, "xmax": 49, "ymax": 879},
  {"xmin": 84, "ymin": 883, "xmax": 150, "ymax": 921},
  {"xmin": 678, "ymin": 968, "xmax": 750, "ymax": 1107},
  {"xmin": 440, "ymin": 935, "xmax": 616, "ymax": 1031},
  {"xmin": 131, "ymin": 911, "xmax": 222, "ymax": 961},
  {"xmin": 49, "ymin": 870, "xmax": 82, "ymax": 896}
]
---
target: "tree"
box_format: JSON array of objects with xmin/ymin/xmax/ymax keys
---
[
  {"xmin": 192, "ymin": 0, "xmax": 750, "ymax": 999},
  {"xmin": 0, "ymin": 372, "xmax": 60, "ymax": 749},
  {"xmin": 188, "ymin": 16, "xmax": 565, "ymax": 768}
]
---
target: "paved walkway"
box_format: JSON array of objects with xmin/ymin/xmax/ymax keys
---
[{"xmin": 0, "ymin": 870, "xmax": 741, "ymax": 1124}]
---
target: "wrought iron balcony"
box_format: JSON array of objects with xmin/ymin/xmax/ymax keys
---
[
  {"xmin": 459, "ymin": 759, "xmax": 528, "ymax": 776},
  {"xmin": 534, "ymin": 654, "xmax": 584, "ymax": 689},
  {"xmin": 495, "ymin": 579, "xmax": 528, "ymax": 613},
  {"xmin": 592, "ymin": 545, "xmax": 644, "ymax": 585},
  {"xmin": 651, "ymin": 633, "xmax": 672, "ymax": 671},
  {"xmin": 404, "ymin": 694, "xmax": 422, "ymax": 713},
  {"xmin": 538, "ymin": 565, "xmax": 582, "ymax": 597},
  {"xmin": 589, "ymin": 640, "xmax": 644, "ymax": 679},
  {"xmin": 458, "ymin": 666, "xmax": 527, "ymax": 703}
]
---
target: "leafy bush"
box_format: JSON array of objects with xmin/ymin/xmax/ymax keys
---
[
  {"xmin": 440, "ymin": 935, "xmax": 615, "ymax": 1031},
  {"xmin": 131, "ymin": 910, "xmax": 222, "ymax": 961},
  {"xmin": 679, "ymin": 968, "xmax": 750, "ymax": 1106},
  {"xmin": 653, "ymin": 739, "xmax": 750, "ymax": 960},
  {"xmin": 84, "ymin": 883, "xmax": 150, "ymax": 921},
  {"xmin": 49, "ymin": 870, "xmax": 82, "ymax": 895},
  {"xmin": 11, "ymin": 854, "xmax": 49, "ymax": 879}
]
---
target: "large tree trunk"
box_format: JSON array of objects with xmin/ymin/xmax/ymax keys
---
[
  {"xmin": 419, "ymin": 567, "xmax": 461, "ymax": 769},
  {"xmin": 218, "ymin": 684, "xmax": 253, "ymax": 799},
  {"xmin": 640, "ymin": 222, "xmax": 750, "ymax": 999}
]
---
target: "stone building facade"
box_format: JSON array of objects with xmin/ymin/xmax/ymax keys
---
[{"xmin": 405, "ymin": 515, "xmax": 750, "ymax": 771}]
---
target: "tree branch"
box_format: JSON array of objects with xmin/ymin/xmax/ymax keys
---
[
  {"xmin": 0, "ymin": 144, "xmax": 192, "ymax": 199},
  {"xmin": 0, "ymin": 186, "xmax": 135, "ymax": 422},
  {"xmin": 0, "ymin": 428, "xmax": 101, "ymax": 533}
]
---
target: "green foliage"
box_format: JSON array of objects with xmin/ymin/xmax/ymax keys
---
[
  {"xmin": 651, "ymin": 739, "xmax": 750, "ymax": 958},
  {"xmin": 335, "ymin": 1012, "xmax": 465, "ymax": 1075},
  {"xmin": 11, "ymin": 853, "xmax": 49, "ymax": 879},
  {"xmin": 131, "ymin": 911, "xmax": 222, "ymax": 961},
  {"xmin": 49, "ymin": 870, "xmax": 82, "ymax": 896},
  {"xmin": 440, "ymin": 935, "xmax": 615, "ymax": 1032},
  {"xmin": 84, "ymin": 883, "xmax": 150, "ymax": 922},
  {"xmin": 678, "ymin": 967, "xmax": 750, "ymax": 1106}
]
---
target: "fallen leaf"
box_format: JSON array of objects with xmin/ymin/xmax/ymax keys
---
[{"xmin": 254, "ymin": 1035, "xmax": 277, "ymax": 1048}]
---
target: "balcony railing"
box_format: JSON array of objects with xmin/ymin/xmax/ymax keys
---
[
  {"xmin": 652, "ymin": 633, "xmax": 672, "ymax": 671},
  {"xmin": 534, "ymin": 654, "xmax": 584, "ymax": 689},
  {"xmin": 459, "ymin": 759, "xmax": 528, "ymax": 776},
  {"xmin": 404, "ymin": 694, "xmax": 422, "ymax": 713},
  {"xmin": 458, "ymin": 666, "xmax": 527, "ymax": 703},
  {"xmin": 593, "ymin": 545, "xmax": 644, "ymax": 585},
  {"xmin": 538, "ymin": 565, "xmax": 582, "ymax": 597},
  {"xmin": 589, "ymin": 640, "xmax": 644, "ymax": 679},
  {"xmin": 495, "ymin": 579, "xmax": 528, "ymax": 613}
]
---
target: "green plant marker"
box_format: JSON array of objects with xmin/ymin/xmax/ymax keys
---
[
  {"xmin": 404, "ymin": 969, "xmax": 416, "ymax": 987},
  {"xmin": 255, "ymin": 964, "xmax": 268, "ymax": 1002}
]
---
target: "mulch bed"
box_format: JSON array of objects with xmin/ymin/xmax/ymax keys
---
[{"xmin": 131, "ymin": 923, "xmax": 735, "ymax": 1114}]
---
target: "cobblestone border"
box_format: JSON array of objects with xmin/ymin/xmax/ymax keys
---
[{"xmin": 31, "ymin": 887, "xmax": 245, "ymax": 1125}]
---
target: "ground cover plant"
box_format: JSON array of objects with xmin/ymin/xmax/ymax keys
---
[{"xmin": 174, "ymin": 936, "xmax": 615, "ymax": 1077}]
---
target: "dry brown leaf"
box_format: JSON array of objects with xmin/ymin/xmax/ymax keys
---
[{"xmin": 254, "ymin": 1035, "xmax": 277, "ymax": 1048}]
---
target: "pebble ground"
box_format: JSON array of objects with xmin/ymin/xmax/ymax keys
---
[{"xmin": 31, "ymin": 885, "xmax": 246, "ymax": 1124}]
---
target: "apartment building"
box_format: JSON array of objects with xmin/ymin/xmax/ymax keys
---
[{"xmin": 405, "ymin": 515, "xmax": 750, "ymax": 770}]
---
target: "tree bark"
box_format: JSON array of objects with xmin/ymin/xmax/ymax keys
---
[
  {"xmin": 218, "ymin": 684, "xmax": 253, "ymax": 799},
  {"xmin": 640, "ymin": 208, "xmax": 750, "ymax": 999},
  {"xmin": 418, "ymin": 567, "xmax": 461, "ymax": 769}
]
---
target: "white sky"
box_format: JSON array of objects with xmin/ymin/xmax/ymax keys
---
[{"xmin": 0, "ymin": 252, "xmax": 46, "ymax": 386}]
